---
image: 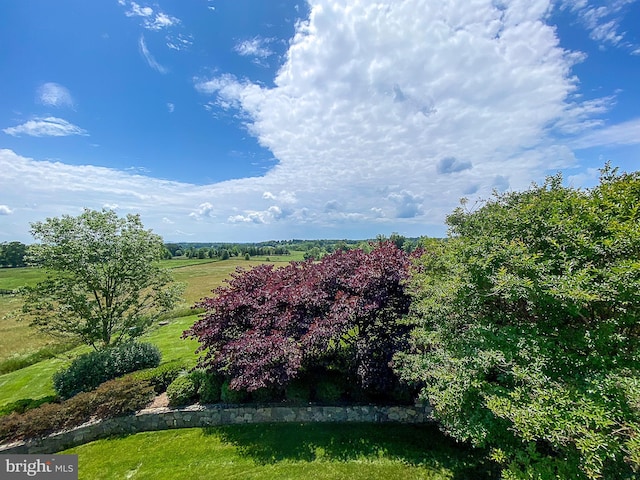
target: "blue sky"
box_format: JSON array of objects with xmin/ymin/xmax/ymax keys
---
[{"xmin": 1, "ymin": 0, "xmax": 639, "ymax": 243}]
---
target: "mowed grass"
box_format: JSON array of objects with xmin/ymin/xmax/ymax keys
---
[
  {"xmin": 0, "ymin": 256, "xmax": 287, "ymax": 364},
  {"xmin": 0, "ymin": 258, "xmax": 270, "ymax": 406},
  {"xmin": 0, "ymin": 314, "xmax": 200, "ymax": 406},
  {"xmin": 63, "ymin": 424, "xmax": 498, "ymax": 480}
]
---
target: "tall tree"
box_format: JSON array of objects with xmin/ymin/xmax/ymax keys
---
[
  {"xmin": 185, "ymin": 242, "xmax": 414, "ymax": 394},
  {"xmin": 23, "ymin": 209, "xmax": 183, "ymax": 350},
  {"xmin": 395, "ymin": 165, "xmax": 640, "ymax": 479}
]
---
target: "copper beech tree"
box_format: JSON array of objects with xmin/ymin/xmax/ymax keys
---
[{"xmin": 184, "ymin": 241, "xmax": 417, "ymax": 394}]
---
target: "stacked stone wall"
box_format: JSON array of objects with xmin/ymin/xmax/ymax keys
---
[{"xmin": 0, "ymin": 404, "xmax": 432, "ymax": 454}]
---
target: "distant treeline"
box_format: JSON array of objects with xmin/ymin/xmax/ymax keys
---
[
  {"xmin": 0, "ymin": 241, "xmax": 28, "ymax": 268},
  {"xmin": 164, "ymin": 233, "xmax": 420, "ymax": 260},
  {"xmin": 0, "ymin": 234, "xmax": 422, "ymax": 267}
]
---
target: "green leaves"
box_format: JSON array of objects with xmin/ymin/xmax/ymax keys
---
[
  {"xmin": 23, "ymin": 209, "xmax": 183, "ymax": 349},
  {"xmin": 396, "ymin": 165, "xmax": 640, "ymax": 478}
]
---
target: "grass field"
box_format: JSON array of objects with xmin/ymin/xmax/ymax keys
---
[
  {"xmin": 0, "ymin": 256, "xmax": 300, "ymax": 365},
  {"xmin": 0, "ymin": 256, "xmax": 297, "ymax": 404},
  {"xmin": 63, "ymin": 424, "xmax": 498, "ymax": 480}
]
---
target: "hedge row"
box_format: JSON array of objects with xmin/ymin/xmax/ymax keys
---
[{"xmin": 0, "ymin": 376, "xmax": 154, "ymax": 443}]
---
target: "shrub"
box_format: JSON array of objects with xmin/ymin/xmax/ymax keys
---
[
  {"xmin": 0, "ymin": 396, "xmax": 59, "ymax": 417},
  {"xmin": 315, "ymin": 378, "xmax": 343, "ymax": 403},
  {"xmin": 220, "ymin": 381, "xmax": 249, "ymax": 404},
  {"xmin": 285, "ymin": 379, "xmax": 311, "ymax": 404},
  {"xmin": 133, "ymin": 361, "xmax": 186, "ymax": 394},
  {"xmin": 185, "ymin": 242, "xmax": 415, "ymax": 394},
  {"xmin": 251, "ymin": 386, "xmax": 282, "ymax": 403},
  {"xmin": 90, "ymin": 376, "xmax": 155, "ymax": 419},
  {"xmin": 166, "ymin": 375, "xmax": 198, "ymax": 407},
  {"xmin": 395, "ymin": 165, "xmax": 640, "ymax": 478},
  {"xmin": 53, "ymin": 342, "xmax": 161, "ymax": 398},
  {"xmin": 0, "ymin": 376, "xmax": 153, "ymax": 443},
  {"xmin": 198, "ymin": 373, "xmax": 223, "ymax": 404}
]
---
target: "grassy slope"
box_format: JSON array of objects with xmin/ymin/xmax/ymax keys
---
[
  {"xmin": 0, "ymin": 256, "xmax": 299, "ymax": 405},
  {"xmin": 64, "ymin": 424, "xmax": 497, "ymax": 480},
  {"xmin": 0, "ymin": 315, "xmax": 200, "ymax": 406}
]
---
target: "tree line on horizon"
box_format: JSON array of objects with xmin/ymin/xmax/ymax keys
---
[{"xmin": 1, "ymin": 235, "xmax": 420, "ymax": 267}]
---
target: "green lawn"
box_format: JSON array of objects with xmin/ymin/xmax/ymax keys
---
[
  {"xmin": 63, "ymin": 424, "xmax": 498, "ymax": 480},
  {"xmin": 0, "ymin": 314, "xmax": 200, "ymax": 406},
  {"xmin": 0, "ymin": 267, "xmax": 46, "ymax": 290}
]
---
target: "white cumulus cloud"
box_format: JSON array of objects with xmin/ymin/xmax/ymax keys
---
[
  {"xmin": 0, "ymin": 205, "xmax": 13, "ymax": 215},
  {"xmin": 2, "ymin": 0, "xmax": 636, "ymax": 242},
  {"xmin": 3, "ymin": 117, "xmax": 88, "ymax": 137}
]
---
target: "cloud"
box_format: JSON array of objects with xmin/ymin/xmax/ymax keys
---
[
  {"xmin": 388, "ymin": 191, "xmax": 423, "ymax": 219},
  {"xmin": 37, "ymin": 83, "xmax": 74, "ymax": 108},
  {"xmin": 166, "ymin": 33, "xmax": 193, "ymax": 51},
  {"xmin": 167, "ymin": 103, "xmax": 175, "ymax": 113},
  {"xmin": 571, "ymin": 117, "xmax": 640, "ymax": 149},
  {"xmin": 557, "ymin": 0, "xmax": 639, "ymax": 49},
  {"xmin": 437, "ymin": 157, "xmax": 473, "ymax": 174},
  {"xmin": 193, "ymin": 0, "xmax": 599, "ymax": 226},
  {"xmin": 1, "ymin": 1, "xmax": 631, "ymax": 242},
  {"xmin": 139, "ymin": 36, "xmax": 167, "ymax": 73},
  {"xmin": 189, "ymin": 202, "xmax": 215, "ymax": 220},
  {"xmin": 0, "ymin": 205, "xmax": 13, "ymax": 215},
  {"xmin": 3, "ymin": 117, "xmax": 88, "ymax": 137},
  {"xmin": 122, "ymin": 1, "xmax": 179, "ymax": 31},
  {"xmin": 235, "ymin": 37, "xmax": 274, "ymax": 58}
]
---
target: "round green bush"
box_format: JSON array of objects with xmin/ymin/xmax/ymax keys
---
[
  {"xmin": 285, "ymin": 380, "xmax": 311, "ymax": 404},
  {"xmin": 220, "ymin": 380, "xmax": 249, "ymax": 404},
  {"xmin": 315, "ymin": 378, "xmax": 343, "ymax": 403},
  {"xmin": 166, "ymin": 375, "xmax": 198, "ymax": 407},
  {"xmin": 134, "ymin": 362, "xmax": 188, "ymax": 394},
  {"xmin": 53, "ymin": 342, "xmax": 161, "ymax": 399},
  {"xmin": 198, "ymin": 373, "xmax": 223, "ymax": 404}
]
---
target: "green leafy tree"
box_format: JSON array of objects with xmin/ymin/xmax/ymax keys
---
[
  {"xmin": 0, "ymin": 241, "xmax": 28, "ymax": 267},
  {"xmin": 23, "ymin": 209, "xmax": 183, "ymax": 350},
  {"xmin": 395, "ymin": 165, "xmax": 640, "ymax": 479}
]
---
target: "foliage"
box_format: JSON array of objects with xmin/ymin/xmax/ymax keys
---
[
  {"xmin": 131, "ymin": 361, "xmax": 188, "ymax": 394},
  {"xmin": 198, "ymin": 371, "xmax": 223, "ymax": 404},
  {"xmin": 285, "ymin": 379, "xmax": 312, "ymax": 404},
  {"xmin": 0, "ymin": 241, "xmax": 28, "ymax": 268},
  {"xmin": 0, "ymin": 376, "xmax": 154, "ymax": 442},
  {"xmin": 167, "ymin": 374, "xmax": 199, "ymax": 407},
  {"xmin": 220, "ymin": 380, "xmax": 250, "ymax": 403},
  {"xmin": 184, "ymin": 242, "xmax": 415, "ymax": 395},
  {"xmin": 315, "ymin": 378, "xmax": 343, "ymax": 403},
  {"xmin": 22, "ymin": 209, "xmax": 183, "ymax": 349},
  {"xmin": 395, "ymin": 165, "xmax": 640, "ymax": 479},
  {"xmin": 0, "ymin": 395, "xmax": 58, "ymax": 418},
  {"xmin": 53, "ymin": 341, "xmax": 161, "ymax": 398}
]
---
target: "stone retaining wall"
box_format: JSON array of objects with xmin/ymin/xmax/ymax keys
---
[{"xmin": 0, "ymin": 404, "xmax": 433, "ymax": 455}]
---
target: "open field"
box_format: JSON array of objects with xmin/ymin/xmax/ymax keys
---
[
  {"xmin": 0, "ymin": 256, "xmax": 303, "ymax": 365},
  {"xmin": 63, "ymin": 424, "xmax": 497, "ymax": 480},
  {"xmin": 0, "ymin": 255, "xmax": 301, "ymax": 404}
]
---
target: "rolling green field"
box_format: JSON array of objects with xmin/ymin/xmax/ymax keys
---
[
  {"xmin": 0, "ymin": 258, "xmax": 252, "ymax": 403},
  {"xmin": 0, "ymin": 254, "xmax": 303, "ymax": 365}
]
